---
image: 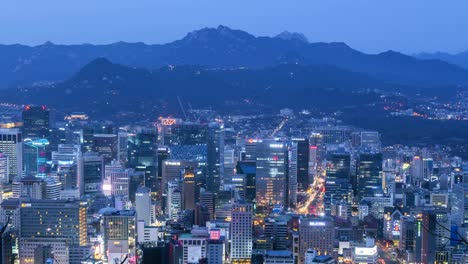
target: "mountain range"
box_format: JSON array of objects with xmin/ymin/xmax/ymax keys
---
[
  {"xmin": 416, "ymin": 51, "xmax": 468, "ymax": 70},
  {"xmin": 6, "ymin": 58, "xmax": 388, "ymax": 116},
  {"xmin": 1, "ymin": 25, "xmax": 468, "ymax": 90}
]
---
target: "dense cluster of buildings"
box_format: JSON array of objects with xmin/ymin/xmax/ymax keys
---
[{"xmin": 0, "ymin": 106, "xmax": 466, "ymax": 263}]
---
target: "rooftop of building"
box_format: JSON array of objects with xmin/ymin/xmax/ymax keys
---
[
  {"xmin": 266, "ymin": 250, "xmax": 293, "ymax": 258},
  {"xmin": 312, "ymin": 255, "xmax": 334, "ymax": 262}
]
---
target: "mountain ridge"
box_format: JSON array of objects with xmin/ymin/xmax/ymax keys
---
[
  {"xmin": 0, "ymin": 25, "xmax": 467, "ymax": 89},
  {"xmin": 416, "ymin": 50, "xmax": 468, "ymax": 70},
  {"xmin": 3, "ymin": 58, "xmax": 399, "ymax": 117}
]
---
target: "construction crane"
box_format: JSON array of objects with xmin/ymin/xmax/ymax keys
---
[{"xmin": 177, "ymin": 96, "xmax": 188, "ymax": 120}]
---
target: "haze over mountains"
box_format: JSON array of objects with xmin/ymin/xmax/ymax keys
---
[
  {"xmin": 416, "ymin": 51, "xmax": 468, "ymax": 70},
  {"xmin": 1, "ymin": 25, "xmax": 468, "ymax": 91}
]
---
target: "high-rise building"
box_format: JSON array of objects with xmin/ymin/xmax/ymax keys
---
[
  {"xmin": 207, "ymin": 123, "xmax": 224, "ymax": 194},
  {"xmin": 206, "ymin": 235, "xmax": 224, "ymax": 264},
  {"xmin": 166, "ymin": 180, "xmax": 182, "ymax": 221},
  {"xmin": 23, "ymin": 138, "xmax": 49, "ymax": 178},
  {"xmin": 223, "ymin": 146, "xmax": 236, "ymax": 186},
  {"xmin": 325, "ymin": 152, "xmax": 351, "ymax": 213},
  {"xmin": 161, "ymin": 160, "xmax": 197, "ymax": 194},
  {"xmin": 12, "ymin": 176, "xmax": 43, "ymax": 199},
  {"xmin": 451, "ymin": 183, "xmax": 468, "ymax": 226},
  {"xmin": 178, "ymin": 229, "xmax": 209, "ymax": 264},
  {"xmin": 236, "ymin": 161, "xmax": 256, "ymax": 202},
  {"xmin": 214, "ymin": 190, "xmax": 233, "ymax": 221},
  {"xmin": 156, "ymin": 146, "xmax": 170, "ymax": 183},
  {"xmin": 170, "ymin": 123, "xmax": 208, "ymax": 146},
  {"xmin": 200, "ymin": 191, "xmax": 215, "ymax": 220},
  {"xmin": 81, "ymin": 127, "xmax": 95, "ymax": 153},
  {"xmin": 256, "ymin": 139, "xmax": 288, "ymax": 212},
  {"xmin": 356, "ymin": 152, "xmax": 383, "ymax": 199},
  {"xmin": 104, "ymin": 160, "xmax": 129, "ymax": 197},
  {"xmin": 135, "ymin": 187, "xmax": 152, "ymax": 225},
  {"xmin": 52, "ymin": 144, "xmax": 81, "ymax": 164},
  {"xmin": 292, "ymin": 138, "xmax": 310, "ymax": 192},
  {"xmin": 128, "ymin": 129, "xmax": 158, "ymax": 191},
  {"xmin": 357, "ymin": 131, "xmax": 381, "ymax": 149},
  {"xmin": 19, "ymin": 199, "xmax": 87, "ymax": 264},
  {"xmin": 82, "ymin": 152, "xmax": 104, "ymax": 195},
  {"xmin": 182, "ymin": 166, "xmax": 196, "ymax": 211},
  {"xmin": 1, "ymin": 227, "xmax": 17, "ymax": 264},
  {"xmin": 21, "ymin": 105, "xmax": 50, "ymax": 139},
  {"xmin": 117, "ymin": 131, "xmax": 129, "ymax": 164},
  {"xmin": 288, "ymin": 142, "xmax": 298, "ymax": 208},
  {"xmin": 0, "ymin": 153, "xmax": 9, "ymax": 184},
  {"xmin": 264, "ymin": 218, "xmax": 288, "ymax": 250},
  {"xmin": 230, "ymin": 202, "xmax": 253, "ymax": 263},
  {"xmin": 0, "ymin": 129, "xmax": 22, "ymax": 180},
  {"xmin": 93, "ymin": 134, "xmax": 117, "ymax": 164},
  {"xmin": 243, "ymin": 138, "xmax": 259, "ymax": 162},
  {"xmin": 299, "ymin": 217, "xmax": 335, "ymax": 263},
  {"xmin": 399, "ymin": 216, "xmax": 416, "ymax": 259},
  {"xmin": 51, "ymin": 144, "xmax": 82, "ymax": 191},
  {"xmin": 101, "ymin": 209, "xmax": 137, "ymax": 264},
  {"xmin": 315, "ymin": 127, "xmax": 352, "ymax": 145},
  {"xmin": 0, "ymin": 198, "xmax": 20, "ymax": 229},
  {"xmin": 411, "ymin": 156, "xmax": 433, "ymax": 186},
  {"xmin": 158, "ymin": 117, "xmax": 182, "ymax": 145},
  {"xmin": 47, "ymin": 126, "xmax": 68, "ymax": 157}
]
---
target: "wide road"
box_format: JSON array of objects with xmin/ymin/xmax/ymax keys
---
[
  {"xmin": 378, "ymin": 245, "xmax": 400, "ymax": 264},
  {"xmin": 295, "ymin": 174, "xmax": 324, "ymax": 215}
]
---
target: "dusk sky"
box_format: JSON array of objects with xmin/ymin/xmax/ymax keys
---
[{"xmin": 1, "ymin": 0, "xmax": 467, "ymax": 54}]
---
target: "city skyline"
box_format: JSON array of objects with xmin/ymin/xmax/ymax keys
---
[{"xmin": 0, "ymin": 2, "xmax": 467, "ymax": 264}]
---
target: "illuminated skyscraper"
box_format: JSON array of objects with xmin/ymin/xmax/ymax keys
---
[
  {"xmin": 82, "ymin": 152, "xmax": 104, "ymax": 195},
  {"xmin": 12, "ymin": 176, "xmax": 43, "ymax": 199},
  {"xmin": 21, "ymin": 105, "xmax": 49, "ymax": 139},
  {"xmin": 299, "ymin": 217, "xmax": 334, "ymax": 262},
  {"xmin": 182, "ymin": 166, "xmax": 196, "ymax": 211},
  {"xmin": 356, "ymin": 152, "xmax": 383, "ymax": 199},
  {"xmin": 292, "ymin": 138, "xmax": 309, "ymax": 192},
  {"xmin": 170, "ymin": 123, "xmax": 208, "ymax": 146},
  {"xmin": 0, "ymin": 153, "xmax": 8, "ymax": 184},
  {"xmin": 230, "ymin": 202, "xmax": 252, "ymax": 263},
  {"xmin": 117, "ymin": 131, "xmax": 129, "ymax": 164},
  {"xmin": 289, "ymin": 142, "xmax": 298, "ymax": 208},
  {"xmin": 19, "ymin": 199, "xmax": 87, "ymax": 264},
  {"xmin": 256, "ymin": 139, "xmax": 288, "ymax": 212},
  {"xmin": 223, "ymin": 146, "xmax": 236, "ymax": 184},
  {"xmin": 161, "ymin": 160, "xmax": 197, "ymax": 194},
  {"xmin": 325, "ymin": 152, "xmax": 351, "ymax": 213},
  {"xmin": 104, "ymin": 160, "xmax": 129, "ymax": 197},
  {"xmin": 128, "ymin": 128, "xmax": 158, "ymax": 191},
  {"xmin": 101, "ymin": 209, "xmax": 137, "ymax": 264},
  {"xmin": 166, "ymin": 180, "xmax": 182, "ymax": 221},
  {"xmin": 93, "ymin": 133, "xmax": 117, "ymax": 164},
  {"xmin": 200, "ymin": 191, "xmax": 215, "ymax": 220},
  {"xmin": 207, "ymin": 123, "xmax": 224, "ymax": 194},
  {"xmin": 236, "ymin": 161, "xmax": 256, "ymax": 202},
  {"xmin": 411, "ymin": 156, "xmax": 433, "ymax": 186},
  {"xmin": 23, "ymin": 138, "xmax": 49, "ymax": 178},
  {"xmin": 0, "ymin": 128, "xmax": 22, "ymax": 180},
  {"xmin": 156, "ymin": 146, "xmax": 170, "ymax": 182},
  {"xmin": 135, "ymin": 187, "xmax": 152, "ymax": 225},
  {"xmin": 51, "ymin": 144, "xmax": 82, "ymax": 191}
]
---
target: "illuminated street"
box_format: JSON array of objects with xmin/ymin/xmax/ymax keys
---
[
  {"xmin": 296, "ymin": 174, "xmax": 325, "ymax": 215},
  {"xmin": 378, "ymin": 245, "xmax": 400, "ymax": 264}
]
